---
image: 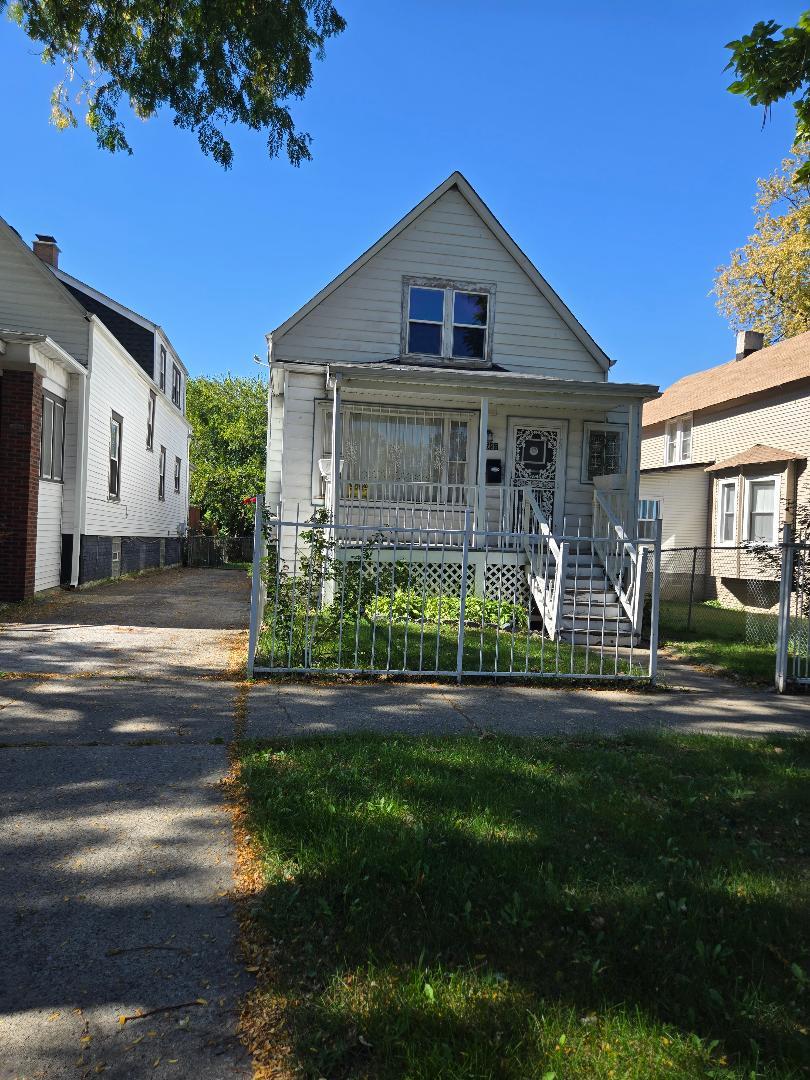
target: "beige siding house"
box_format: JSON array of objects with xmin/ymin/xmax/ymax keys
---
[{"xmin": 639, "ymin": 329, "xmax": 810, "ymax": 607}]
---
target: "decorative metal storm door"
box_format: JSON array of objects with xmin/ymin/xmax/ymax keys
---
[{"xmin": 510, "ymin": 425, "xmax": 561, "ymax": 529}]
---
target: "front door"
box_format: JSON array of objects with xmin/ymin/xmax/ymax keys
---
[{"xmin": 507, "ymin": 419, "xmax": 567, "ymax": 531}]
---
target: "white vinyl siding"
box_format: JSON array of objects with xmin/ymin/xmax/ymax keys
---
[
  {"xmin": 83, "ymin": 322, "xmax": 189, "ymax": 536},
  {"xmin": 0, "ymin": 226, "xmax": 90, "ymax": 364},
  {"xmin": 639, "ymin": 468, "xmax": 710, "ymax": 550},
  {"xmin": 275, "ymin": 188, "xmax": 605, "ymax": 381}
]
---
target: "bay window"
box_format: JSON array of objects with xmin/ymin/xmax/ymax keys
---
[
  {"xmin": 404, "ymin": 278, "xmax": 493, "ymax": 363},
  {"xmin": 664, "ymin": 414, "xmax": 692, "ymax": 465}
]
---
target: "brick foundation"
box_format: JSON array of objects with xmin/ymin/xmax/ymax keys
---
[{"xmin": 0, "ymin": 370, "xmax": 42, "ymax": 601}]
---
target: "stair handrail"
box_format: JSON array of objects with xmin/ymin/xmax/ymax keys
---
[
  {"xmin": 521, "ymin": 489, "xmax": 567, "ymax": 636},
  {"xmin": 593, "ymin": 488, "xmax": 646, "ymax": 632}
]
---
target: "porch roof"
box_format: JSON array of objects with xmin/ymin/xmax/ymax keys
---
[{"xmin": 321, "ymin": 360, "xmax": 658, "ymax": 403}]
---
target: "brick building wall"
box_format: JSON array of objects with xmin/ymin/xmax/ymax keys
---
[{"xmin": 0, "ymin": 369, "xmax": 42, "ymax": 601}]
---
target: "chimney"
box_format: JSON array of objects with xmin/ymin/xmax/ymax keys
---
[
  {"xmin": 735, "ymin": 329, "xmax": 764, "ymax": 360},
  {"xmin": 32, "ymin": 234, "xmax": 60, "ymax": 269}
]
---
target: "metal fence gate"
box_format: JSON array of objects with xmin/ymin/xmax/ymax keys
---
[
  {"xmin": 247, "ymin": 496, "xmax": 662, "ymax": 683},
  {"xmin": 184, "ymin": 535, "xmax": 254, "ymax": 568},
  {"xmin": 776, "ymin": 527, "xmax": 810, "ymax": 692}
]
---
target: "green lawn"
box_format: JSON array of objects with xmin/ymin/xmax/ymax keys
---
[
  {"xmin": 658, "ymin": 602, "xmax": 778, "ymax": 683},
  {"xmin": 256, "ymin": 617, "xmax": 646, "ymax": 677},
  {"xmin": 238, "ymin": 733, "xmax": 810, "ymax": 1079}
]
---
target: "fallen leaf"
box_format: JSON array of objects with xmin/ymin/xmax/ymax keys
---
[{"xmin": 47, "ymin": 1011, "xmax": 61, "ymax": 1022}]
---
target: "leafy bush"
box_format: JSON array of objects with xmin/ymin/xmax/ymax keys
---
[{"xmin": 370, "ymin": 587, "xmax": 528, "ymax": 631}]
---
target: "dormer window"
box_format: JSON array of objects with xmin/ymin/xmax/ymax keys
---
[{"xmin": 403, "ymin": 278, "xmax": 493, "ymax": 363}]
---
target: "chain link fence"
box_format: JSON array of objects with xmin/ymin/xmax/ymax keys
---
[
  {"xmin": 654, "ymin": 545, "xmax": 780, "ymax": 649},
  {"xmin": 183, "ymin": 535, "xmax": 254, "ymax": 568}
]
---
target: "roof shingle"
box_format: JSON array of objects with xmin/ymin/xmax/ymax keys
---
[
  {"xmin": 643, "ymin": 331, "xmax": 810, "ymax": 428},
  {"xmin": 704, "ymin": 444, "xmax": 806, "ymax": 472}
]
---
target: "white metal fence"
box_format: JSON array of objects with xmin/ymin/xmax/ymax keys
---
[
  {"xmin": 776, "ymin": 527, "xmax": 810, "ymax": 692},
  {"xmin": 247, "ymin": 495, "xmax": 662, "ymax": 682}
]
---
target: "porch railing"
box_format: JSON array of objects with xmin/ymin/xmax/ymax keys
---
[
  {"xmin": 592, "ymin": 487, "xmax": 649, "ymax": 635},
  {"xmin": 520, "ymin": 488, "xmax": 569, "ymax": 639}
]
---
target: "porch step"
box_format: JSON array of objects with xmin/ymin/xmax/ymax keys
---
[
  {"xmin": 559, "ymin": 630, "xmax": 640, "ymax": 647},
  {"xmin": 563, "ymin": 602, "xmax": 624, "ymax": 620}
]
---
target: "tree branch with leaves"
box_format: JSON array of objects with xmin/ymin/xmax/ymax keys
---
[
  {"xmin": 3, "ymin": 0, "xmax": 346, "ymax": 167},
  {"xmin": 713, "ymin": 143, "xmax": 810, "ymax": 344}
]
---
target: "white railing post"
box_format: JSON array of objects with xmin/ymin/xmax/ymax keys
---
[
  {"xmin": 648, "ymin": 516, "xmax": 662, "ymax": 683},
  {"xmin": 455, "ymin": 507, "xmax": 472, "ymax": 683},
  {"xmin": 247, "ymin": 493, "xmax": 266, "ymax": 678},
  {"xmin": 775, "ymin": 524, "xmax": 794, "ymax": 693},
  {"xmin": 554, "ymin": 540, "xmax": 570, "ymax": 635},
  {"xmin": 329, "ymin": 377, "xmax": 342, "ymax": 528},
  {"xmin": 477, "ymin": 397, "xmax": 488, "ymax": 534}
]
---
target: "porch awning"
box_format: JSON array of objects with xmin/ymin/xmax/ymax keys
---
[{"xmin": 319, "ymin": 360, "xmax": 658, "ymax": 403}]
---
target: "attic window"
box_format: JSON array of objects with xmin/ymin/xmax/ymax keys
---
[{"xmin": 403, "ymin": 278, "xmax": 493, "ymax": 363}]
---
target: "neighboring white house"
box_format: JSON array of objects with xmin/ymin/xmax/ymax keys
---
[
  {"xmin": 263, "ymin": 172, "xmax": 658, "ymax": 643},
  {"xmin": 0, "ymin": 221, "xmax": 191, "ymax": 601},
  {"xmin": 639, "ymin": 329, "xmax": 810, "ymax": 608}
]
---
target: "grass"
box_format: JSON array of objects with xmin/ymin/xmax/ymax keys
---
[
  {"xmin": 658, "ymin": 602, "xmax": 778, "ymax": 683},
  {"xmin": 237, "ymin": 733, "xmax": 810, "ymax": 1079},
  {"xmin": 256, "ymin": 616, "xmax": 645, "ymax": 677}
]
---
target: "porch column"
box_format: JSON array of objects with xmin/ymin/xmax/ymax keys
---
[
  {"xmin": 329, "ymin": 377, "xmax": 342, "ymax": 525},
  {"xmin": 626, "ymin": 401, "xmax": 641, "ymax": 531},
  {"xmin": 477, "ymin": 396, "xmax": 488, "ymax": 534}
]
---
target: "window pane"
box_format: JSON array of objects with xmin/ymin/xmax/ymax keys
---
[
  {"xmin": 452, "ymin": 325, "xmax": 485, "ymax": 359},
  {"xmin": 408, "ymin": 321, "xmax": 442, "ymax": 355},
  {"xmin": 409, "ymin": 287, "xmax": 443, "ymax": 322},
  {"xmin": 53, "ymin": 403, "xmax": 64, "ymax": 481},
  {"xmin": 41, "ymin": 398, "xmax": 54, "ymax": 478},
  {"xmin": 750, "ymin": 481, "xmax": 775, "ymax": 514},
  {"xmin": 453, "ymin": 292, "xmax": 488, "ymax": 326}
]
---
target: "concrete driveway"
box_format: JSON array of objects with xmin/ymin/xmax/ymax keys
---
[{"xmin": 0, "ymin": 569, "xmax": 252, "ymax": 1080}]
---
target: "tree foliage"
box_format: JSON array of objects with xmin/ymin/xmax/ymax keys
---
[
  {"xmin": 186, "ymin": 373, "xmax": 266, "ymax": 535},
  {"xmin": 713, "ymin": 144, "xmax": 810, "ymax": 344},
  {"xmin": 726, "ymin": 12, "xmax": 810, "ymax": 182},
  {"xmin": 3, "ymin": 0, "xmax": 345, "ymax": 167}
]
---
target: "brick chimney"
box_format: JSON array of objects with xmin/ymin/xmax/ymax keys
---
[
  {"xmin": 735, "ymin": 329, "xmax": 764, "ymax": 360},
  {"xmin": 32, "ymin": 234, "xmax": 60, "ymax": 268}
]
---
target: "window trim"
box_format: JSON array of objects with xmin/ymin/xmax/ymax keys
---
[
  {"xmin": 108, "ymin": 411, "xmax": 123, "ymax": 501},
  {"xmin": 401, "ymin": 276, "xmax": 495, "ymax": 365},
  {"xmin": 40, "ymin": 390, "xmax": 66, "ymax": 483},
  {"xmin": 742, "ymin": 473, "xmax": 780, "ymax": 546},
  {"xmin": 715, "ymin": 477, "xmax": 738, "ymax": 546},
  {"xmin": 147, "ymin": 389, "xmax": 156, "ymax": 451},
  {"xmin": 664, "ymin": 413, "xmax": 693, "ymax": 465},
  {"xmin": 159, "ymin": 344, "xmax": 167, "ymax": 392},
  {"xmin": 637, "ymin": 496, "xmax": 662, "ymax": 541},
  {"xmin": 174, "ymin": 455, "xmax": 182, "ymax": 494},
  {"xmin": 158, "ymin": 445, "xmax": 166, "ymax": 501},
  {"xmin": 171, "ymin": 363, "xmax": 182, "ymax": 409},
  {"xmin": 581, "ymin": 422, "xmax": 627, "ymax": 484}
]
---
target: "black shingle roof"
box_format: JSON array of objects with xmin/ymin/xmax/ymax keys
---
[{"xmin": 65, "ymin": 283, "xmax": 154, "ymax": 377}]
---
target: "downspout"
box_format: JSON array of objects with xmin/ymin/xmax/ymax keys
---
[
  {"xmin": 70, "ymin": 319, "xmax": 93, "ymax": 586},
  {"xmin": 264, "ymin": 334, "xmax": 274, "ymax": 503}
]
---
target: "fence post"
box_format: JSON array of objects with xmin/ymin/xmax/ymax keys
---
[
  {"xmin": 455, "ymin": 508, "xmax": 472, "ymax": 684},
  {"xmin": 648, "ymin": 517, "xmax": 663, "ymax": 684},
  {"xmin": 247, "ymin": 494, "xmax": 265, "ymax": 679},
  {"xmin": 686, "ymin": 546, "xmax": 698, "ymax": 631},
  {"xmin": 775, "ymin": 523, "xmax": 793, "ymax": 693}
]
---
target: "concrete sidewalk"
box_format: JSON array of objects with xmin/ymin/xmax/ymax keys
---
[{"xmin": 243, "ymin": 658, "xmax": 810, "ymax": 741}]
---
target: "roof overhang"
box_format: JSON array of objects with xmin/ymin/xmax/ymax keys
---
[
  {"xmin": 0, "ymin": 329, "xmax": 86, "ymax": 375},
  {"xmin": 705, "ymin": 444, "xmax": 806, "ymax": 473}
]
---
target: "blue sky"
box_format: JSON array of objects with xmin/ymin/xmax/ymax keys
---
[{"xmin": 0, "ymin": 2, "xmax": 802, "ymax": 388}]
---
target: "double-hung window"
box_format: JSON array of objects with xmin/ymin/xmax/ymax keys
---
[
  {"xmin": 745, "ymin": 476, "xmax": 778, "ymax": 544},
  {"xmin": 664, "ymin": 414, "xmax": 692, "ymax": 465},
  {"xmin": 158, "ymin": 446, "xmax": 166, "ymax": 501},
  {"xmin": 404, "ymin": 279, "xmax": 493, "ymax": 363},
  {"xmin": 583, "ymin": 423, "xmax": 626, "ymax": 482},
  {"xmin": 638, "ymin": 497, "xmax": 662, "ymax": 540},
  {"xmin": 109, "ymin": 412, "xmax": 122, "ymax": 499},
  {"xmin": 40, "ymin": 392, "xmax": 65, "ymax": 482},
  {"xmin": 716, "ymin": 479, "xmax": 737, "ymax": 545},
  {"xmin": 159, "ymin": 345, "xmax": 167, "ymax": 392},
  {"xmin": 171, "ymin": 364, "xmax": 182, "ymax": 409},
  {"xmin": 147, "ymin": 390, "xmax": 156, "ymax": 450},
  {"xmin": 174, "ymin": 456, "xmax": 181, "ymax": 494}
]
